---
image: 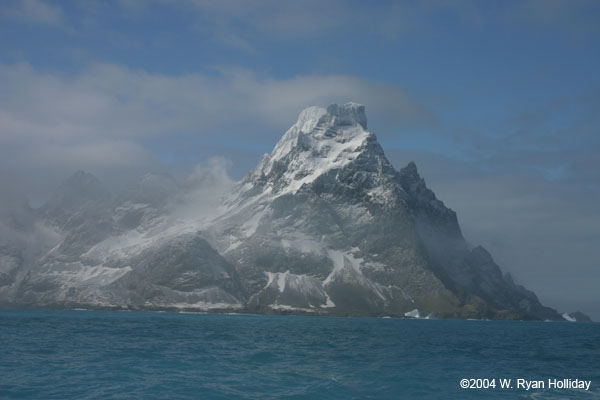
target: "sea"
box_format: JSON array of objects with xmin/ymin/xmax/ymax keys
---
[{"xmin": 1, "ymin": 310, "xmax": 599, "ymax": 399}]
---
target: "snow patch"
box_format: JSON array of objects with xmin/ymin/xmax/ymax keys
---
[
  {"xmin": 322, "ymin": 292, "xmax": 336, "ymax": 308},
  {"xmin": 276, "ymin": 271, "xmax": 288, "ymax": 292},
  {"xmin": 269, "ymin": 304, "xmax": 316, "ymax": 312},
  {"xmin": 264, "ymin": 271, "xmax": 333, "ymax": 309},
  {"xmin": 324, "ymin": 249, "xmax": 366, "ymax": 284},
  {"xmin": 51, "ymin": 264, "xmax": 132, "ymax": 286},
  {"xmin": 171, "ymin": 301, "xmax": 243, "ymax": 310},
  {"xmin": 324, "ymin": 249, "xmax": 387, "ymax": 302},
  {"xmin": 562, "ymin": 312, "xmax": 576, "ymax": 322},
  {"xmin": 240, "ymin": 206, "xmax": 270, "ymax": 237}
]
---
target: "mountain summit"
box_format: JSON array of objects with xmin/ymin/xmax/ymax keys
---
[
  {"xmin": 0, "ymin": 103, "xmax": 562, "ymax": 320},
  {"xmin": 207, "ymin": 103, "xmax": 559, "ymax": 319},
  {"xmin": 248, "ymin": 103, "xmax": 385, "ymax": 198}
]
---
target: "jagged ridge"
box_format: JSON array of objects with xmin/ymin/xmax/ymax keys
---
[{"xmin": 0, "ymin": 103, "xmax": 563, "ymax": 320}]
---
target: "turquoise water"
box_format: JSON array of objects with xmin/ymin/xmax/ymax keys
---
[{"xmin": 1, "ymin": 310, "xmax": 599, "ymax": 399}]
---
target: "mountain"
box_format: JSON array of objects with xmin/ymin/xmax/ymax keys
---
[
  {"xmin": 0, "ymin": 103, "xmax": 563, "ymax": 320},
  {"xmin": 562, "ymin": 311, "xmax": 593, "ymax": 322}
]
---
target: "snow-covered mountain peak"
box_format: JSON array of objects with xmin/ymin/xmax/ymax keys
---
[
  {"xmin": 247, "ymin": 103, "xmax": 377, "ymax": 196},
  {"xmin": 271, "ymin": 102, "xmax": 369, "ymax": 161},
  {"xmin": 0, "ymin": 103, "xmax": 563, "ymax": 321}
]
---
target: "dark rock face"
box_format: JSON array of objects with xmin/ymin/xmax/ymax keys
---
[{"xmin": 0, "ymin": 103, "xmax": 563, "ymax": 319}]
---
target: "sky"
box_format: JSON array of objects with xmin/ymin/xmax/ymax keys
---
[{"xmin": 0, "ymin": 0, "xmax": 599, "ymax": 319}]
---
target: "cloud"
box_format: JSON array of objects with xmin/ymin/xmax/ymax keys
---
[
  {"xmin": 0, "ymin": 62, "xmax": 435, "ymax": 142},
  {"xmin": 173, "ymin": 0, "xmax": 597, "ymax": 50},
  {"xmin": 4, "ymin": 1, "xmax": 597, "ymax": 53},
  {"xmin": 26, "ymin": 141, "xmax": 156, "ymax": 169},
  {"xmin": 183, "ymin": 156, "xmax": 233, "ymax": 188},
  {"xmin": 0, "ymin": 61, "xmax": 435, "ymax": 203},
  {"xmin": 119, "ymin": 0, "xmax": 484, "ymax": 52},
  {"xmin": 1, "ymin": 0, "xmax": 64, "ymax": 26},
  {"xmin": 171, "ymin": 157, "xmax": 236, "ymax": 221},
  {"xmin": 183, "ymin": 0, "xmax": 352, "ymax": 38}
]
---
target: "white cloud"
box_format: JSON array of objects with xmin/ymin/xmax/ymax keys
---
[
  {"xmin": 0, "ymin": 60, "xmax": 434, "ymax": 144},
  {"xmin": 172, "ymin": 157, "xmax": 236, "ymax": 221},
  {"xmin": 0, "ymin": 61, "xmax": 434, "ymax": 203},
  {"xmin": 1, "ymin": 0, "xmax": 64, "ymax": 26},
  {"xmin": 180, "ymin": 0, "xmax": 485, "ymax": 44}
]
